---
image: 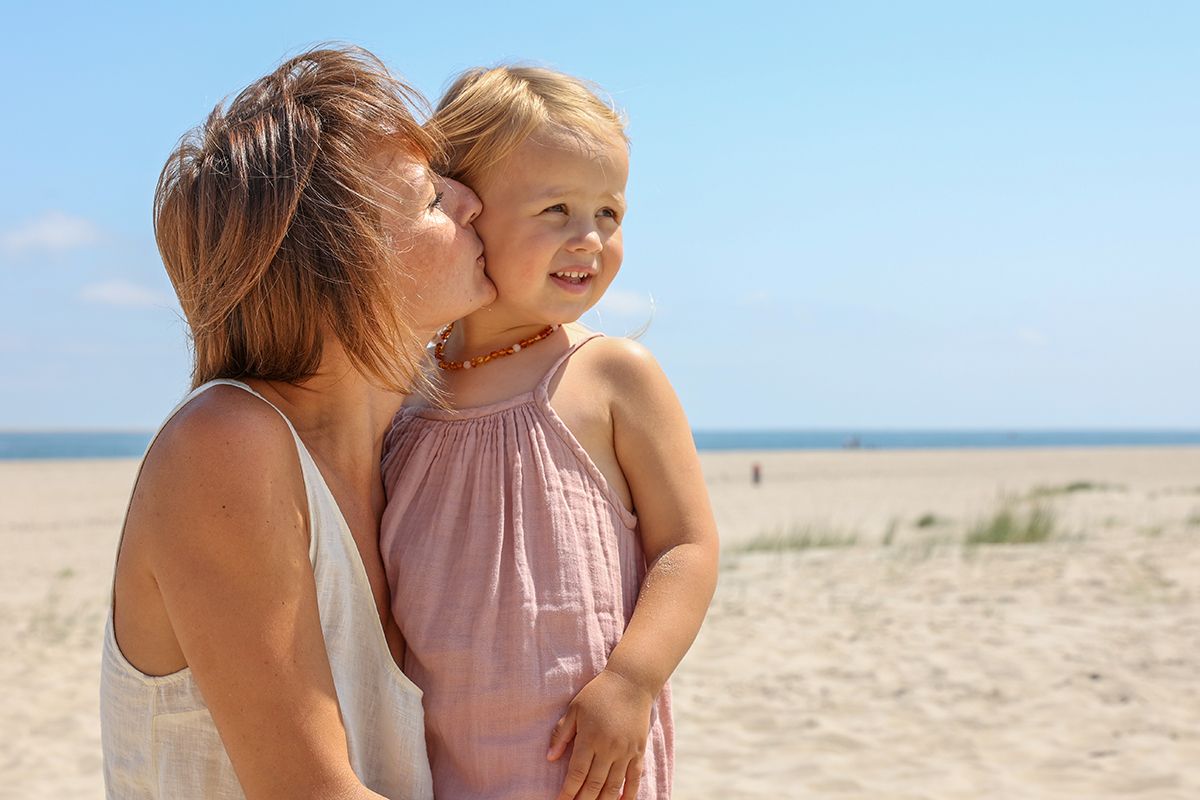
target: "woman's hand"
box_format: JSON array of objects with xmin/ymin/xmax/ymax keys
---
[{"xmin": 547, "ymin": 668, "xmax": 655, "ymax": 800}]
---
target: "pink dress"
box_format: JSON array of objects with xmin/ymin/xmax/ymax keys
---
[{"xmin": 380, "ymin": 334, "xmax": 673, "ymax": 799}]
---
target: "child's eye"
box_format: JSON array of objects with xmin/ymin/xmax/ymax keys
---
[
  {"xmin": 543, "ymin": 203, "xmax": 567, "ymax": 214},
  {"xmin": 599, "ymin": 207, "xmax": 621, "ymax": 222},
  {"xmin": 429, "ymin": 191, "xmax": 445, "ymax": 211}
]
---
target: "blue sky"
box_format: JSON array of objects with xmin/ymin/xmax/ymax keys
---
[{"xmin": 2, "ymin": 1, "xmax": 1197, "ymax": 430}]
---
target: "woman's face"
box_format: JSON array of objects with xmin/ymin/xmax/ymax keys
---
[{"xmin": 377, "ymin": 151, "xmax": 497, "ymax": 336}]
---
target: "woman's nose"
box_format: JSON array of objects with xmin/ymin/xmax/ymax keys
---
[{"xmin": 445, "ymin": 177, "xmax": 482, "ymax": 226}]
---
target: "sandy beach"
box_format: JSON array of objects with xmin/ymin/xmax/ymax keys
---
[{"xmin": 3, "ymin": 447, "xmax": 1199, "ymax": 799}]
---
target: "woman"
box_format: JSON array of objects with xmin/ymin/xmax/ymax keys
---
[{"xmin": 100, "ymin": 46, "xmax": 494, "ymax": 800}]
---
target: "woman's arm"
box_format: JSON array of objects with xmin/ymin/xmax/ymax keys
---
[
  {"xmin": 118, "ymin": 390, "xmax": 387, "ymax": 800},
  {"xmin": 549, "ymin": 338, "xmax": 719, "ymax": 800}
]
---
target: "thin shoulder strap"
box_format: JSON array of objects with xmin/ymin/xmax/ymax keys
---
[
  {"xmin": 199, "ymin": 379, "xmax": 307, "ymax": 446},
  {"xmin": 146, "ymin": 379, "xmax": 306, "ymax": 461},
  {"xmin": 535, "ymin": 332, "xmax": 605, "ymax": 399}
]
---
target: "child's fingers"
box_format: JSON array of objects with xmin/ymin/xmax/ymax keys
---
[
  {"xmin": 547, "ymin": 709, "xmax": 579, "ymax": 761},
  {"xmin": 575, "ymin": 755, "xmax": 617, "ymax": 800},
  {"xmin": 554, "ymin": 747, "xmax": 594, "ymax": 800},
  {"xmin": 619, "ymin": 757, "xmax": 643, "ymax": 800},
  {"xmin": 599, "ymin": 760, "xmax": 628, "ymax": 798}
]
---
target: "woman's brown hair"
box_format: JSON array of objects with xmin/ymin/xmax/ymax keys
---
[{"xmin": 154, "ymin": 45, "xmax": 440, "ymax": 392}]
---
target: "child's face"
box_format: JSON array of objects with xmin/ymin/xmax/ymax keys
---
[{"xmin": 471, "ymin": 129, "xmax": 628, "ymax": 327}]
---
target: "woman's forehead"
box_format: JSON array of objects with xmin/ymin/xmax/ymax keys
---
[{"xmin": 374, "ymin": 149, "xmax": 434, "ymax": 195}]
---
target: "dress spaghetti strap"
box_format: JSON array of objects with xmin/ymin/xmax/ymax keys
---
[{"xmin": 534, "ymin": 332, "xmax": 605, "ymax": 401}]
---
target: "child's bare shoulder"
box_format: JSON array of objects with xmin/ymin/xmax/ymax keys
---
[{"xmin": 565, "ymin": 331, "xmax": 671, "ymax": 401}]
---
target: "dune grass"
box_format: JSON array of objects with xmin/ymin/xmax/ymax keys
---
[
  {"xmin": 965, "ymin": 504, "xmax": 1057, "ymax": 546},
  {"xmin": 745, "ymin": 502, "xmax": 1063, "ymax": 554},
  {"xmin": 1028, "ymin": 481, "xmax": 1122, "ymax": 499},
  {"xmin": 740, "ymin": 523, "xmax": 859, "ymax": 553}
]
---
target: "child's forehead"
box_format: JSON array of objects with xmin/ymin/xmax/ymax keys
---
[
  {"xmin": 529, "ymin": 123, "xmax": 624, "ymax": 155},
  {"xmin": 503, "ymin": 133, "xmax": 628, "ymax": 190}
]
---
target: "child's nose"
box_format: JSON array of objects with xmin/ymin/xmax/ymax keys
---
[{"xmin": 570, "ymin": 226, "xmax": 603, "ymax": 253}]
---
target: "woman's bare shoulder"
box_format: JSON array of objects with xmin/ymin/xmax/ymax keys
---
[
  {"xmin": 130, "ymin": 385, "xmax": 307, "ymax": 550},
  {"xmin": 161, "ymin": 383, "xmax": 293, "ymax": 450}
]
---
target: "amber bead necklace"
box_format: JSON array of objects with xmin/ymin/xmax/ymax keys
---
[{"xmin": 433, "ymin": 321, "xmax": 559, "ymax": 371}]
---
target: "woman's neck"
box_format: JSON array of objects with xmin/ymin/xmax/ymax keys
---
[{"xmin": 247, "ymin": 338, "xmax": 400, "ymax": 475}]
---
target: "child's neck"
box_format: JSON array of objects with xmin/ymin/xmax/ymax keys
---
[
  {"xmin": 430, "ymin": 312, "xmax": 575, "ymax": 411},
  {"xmin": 451, "ymin": 308, "xmax": 561, "ymax": 362}
]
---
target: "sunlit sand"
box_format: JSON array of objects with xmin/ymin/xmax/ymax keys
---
[{"xmin": 3, "ymin": 448, "xmax": 1199, "ymax": 798}]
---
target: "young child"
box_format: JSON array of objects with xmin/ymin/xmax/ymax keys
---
[{"xmin": 380, "ymin": 66, "xmax": 719, "ymax": 800}]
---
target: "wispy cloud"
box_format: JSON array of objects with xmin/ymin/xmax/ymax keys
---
[
  {"xmin": 1, "ymin": 211, "xmax": 105, "ymax": 255},
  {"xmin": 1017, "ymin": 327, "xmax": 1048, "ymax": 346},
  {"xmin": 599, "ymin": 288, "xmax": 655, "ymax": 316},
  {"xmin": 80, "ymin": 281, "xmax": 174, "ymax": 309},
  {"xmin": 739, "ymin": 289, "xmax": 773, "ymax": 307}
]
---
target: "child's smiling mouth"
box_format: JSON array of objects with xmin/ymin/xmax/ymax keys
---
[{"xmin": 550, "ymin": 269, "xmax": 595, "ymax": 291}]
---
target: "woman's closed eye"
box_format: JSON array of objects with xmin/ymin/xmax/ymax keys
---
[{"xmin": 429, "ymin": 191, "xmax": 445, "ymax": 211}]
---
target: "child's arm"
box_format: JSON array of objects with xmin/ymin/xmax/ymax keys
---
[{"xmin": 548, "ymin": 338, "xmax": 719, "ymax": 800}]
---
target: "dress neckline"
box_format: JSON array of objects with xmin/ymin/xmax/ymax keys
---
[{"xmin": 405, "ymin": 332, "xmax": 604, "ymax": 422}]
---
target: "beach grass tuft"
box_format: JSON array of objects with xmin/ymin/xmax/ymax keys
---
[
  {"xmin": 740, "ymin": 523, "xmax": 859, "ymax": 553},
  {"xmin": 882, "ymin": 518, "xmax": 900, "ymax": 546},
  {"xmin": 1028, "ymin": 481, "xmax": 1122, "ymax": 499},
  {"xmin": 965, "ymin": 504, "xmax": 1057, "ymax": 546},
  {"xmin": 1186, "ymin": 511, "xmax": 1200, "ymax": 529},
  {"xmin": 915, "ymin": 512, "xmax": 943, "ymax": 528}
]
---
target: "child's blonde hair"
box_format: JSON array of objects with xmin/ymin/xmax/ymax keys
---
[{"xmin": 431, "ymin": 65, "xmax": 627, "ymax": 188}]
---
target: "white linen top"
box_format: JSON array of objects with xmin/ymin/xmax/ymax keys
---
[{"xmin": 100, "ymin": 379, "xmax": 433, "ymax": 800}]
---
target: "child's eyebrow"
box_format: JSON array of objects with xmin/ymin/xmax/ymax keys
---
[
  {"xmin": 531, "ymin": 186, "xmax": 626, "ymax": 204},
  {"xmin": 531, "ymin": 186, "xmax": 572, "ymax": 201}
]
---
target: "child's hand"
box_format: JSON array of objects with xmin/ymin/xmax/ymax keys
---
[{"xmin": 547, "ymin": 668, "xmax": 655, "ymax": 800}]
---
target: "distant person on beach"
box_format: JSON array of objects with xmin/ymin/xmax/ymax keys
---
[
  {"xmin": 100, "ymin": 46, "xmax": 494, "ymax": 800},
  {"xmin": 380, "ymin": 66, "xmax": 720, "ymax": 800}
]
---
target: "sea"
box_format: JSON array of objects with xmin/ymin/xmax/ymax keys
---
[{"xmin": 2, "ymin": 429, "xmax": 1200, "ymax": 461}]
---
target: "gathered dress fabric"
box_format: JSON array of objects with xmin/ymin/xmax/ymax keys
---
[
  {"xmin": 381, "ymin": 335, "xmax": 673, "ymax": 800},
  {"xmin": 100, "ymin": 379, "xmax": 434, "ymax": 800}
]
